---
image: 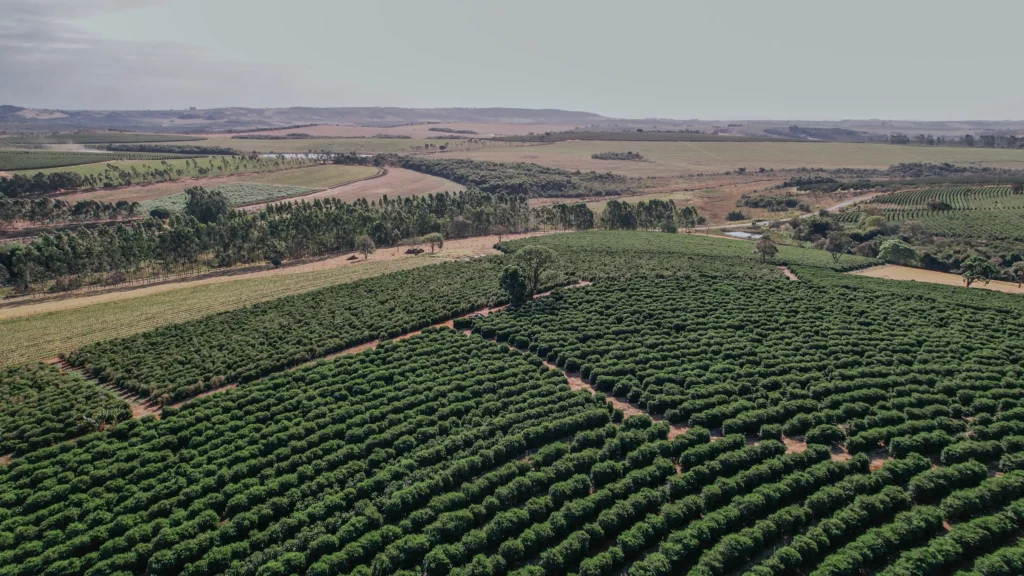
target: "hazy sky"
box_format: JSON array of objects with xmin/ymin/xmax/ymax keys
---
[{"xmin": 2, "ymin": 0, "xmax": 1022, "ymax": 120}]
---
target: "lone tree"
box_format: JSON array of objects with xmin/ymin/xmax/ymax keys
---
[
  {"xmin": 960, "ymin": 255, "xmax": 998, "ymax": 288},
  {"xmin": 824, "ymin": 232, "xmax": 853, "ymax": 265},
  {"xmin": 423, "ymin": 233, "xmax": 444, "ymax": 253},
  {"xmin": 1011, "ymin": 261, "xmax": 1024, "ymax": 288},
  {"xmin": 877, "ymin": 239, "xmax": 917, "ymax": 265},
  {"xmin": 513, "ymin": 245, "xmax": 557, "ymax": 296},
  {"xmin": 1013, "ymin": 182, "xmax": 1024, "ymax": 195},
  {"xmin": 490, "ymin": 224, "xmax": 508, "ymax": 243},
  {"xmin": 500, "ymin": 266, "xmax": 529, "ymax": 304},
  {"xmin": 754, "ymin": 236, "xmax": 778, "ymax": 263},
  {"xmin": 183, "ymin": 186, "xmax": 230, "ymax": 224},
  {"xmin": 356, "ymin": 235, "xmax": 375, "ymax": 260},
  {"xmin": 660, "ymin": 212, "xmax": 677, "ymax": 234}
]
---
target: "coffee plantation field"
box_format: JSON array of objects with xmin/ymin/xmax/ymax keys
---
[
  {"xmin": 11, "ymin": 231, "xmax": 1024, "ymax": 574},
  {"xmin": 0, "ymin": 363, "xmax": 130, "ymax": 456},
  {"xmin": 66, "ymin": 260, "xmax": 514, "ymax": 403},
  {"xmin": 839, "ymin": 186, "xmax": 1024, "ymax": 241},
  {"xmin": 65, "ymin": 233, "xmax": 874, "ymax": 405},
  {"xmin": 497, "ymin": 231, "xmax": 877, "ymax": 277},
  {"xmin": 871, "ymin": 186, "xmax": 1024, "ymax": 210},
  {"xmin": 138, "ymin": 183, "xmax": 317, "ymax": 213},
  {"xmin": 460, "ymin": 271, "xmax": 1024, "ymax": 575}
]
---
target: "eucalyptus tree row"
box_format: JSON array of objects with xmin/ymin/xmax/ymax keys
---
[{"xmin": 0, "ymin": 188, "xmax": 541, "ymax": 293}]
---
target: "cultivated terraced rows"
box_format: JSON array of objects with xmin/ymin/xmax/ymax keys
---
[{"xmin": 2, "ymin": 232, "xmax": 1024, "ymax": 575}]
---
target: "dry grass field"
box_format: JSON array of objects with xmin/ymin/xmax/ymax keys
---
[
  {"xmin": 442, "ymin": 140, "xmax": 1024, "ymax": 177},
  {"xmin": 850, "ymin": 264, "xmax": 1024, "ymax": 294}
]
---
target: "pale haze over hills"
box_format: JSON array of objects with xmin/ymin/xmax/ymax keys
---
[{"xmin": 2, "ymin": 0, "xmax": 1022, "ymax": 120}]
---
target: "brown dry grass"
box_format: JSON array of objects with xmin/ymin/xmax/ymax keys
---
[{"xmin": 850, "ymin": 264, "xmax": 1024, "ymax": 295}]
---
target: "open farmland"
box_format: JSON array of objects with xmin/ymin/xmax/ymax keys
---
[
  {"xmin": 266, "ymin": 166, "xmax": 463, "ymax": 205},
  {"xmin": 0, "ymin": 132, "xmax": 203, "ymax": 145},
  {"xmin": 836, "ymin": 186, "xmax": 1024, "ymax": 241},
  {"xmin": 0, "ymin": 150, "xmax": 194, "ymax": 171},
  {"xmin": 442, "ymin": 140, "xmax": 1024, "ymax": 176},
  {"xmin": 204, "ymin": 136, "xmax": 434, "ymax": 155},
  {"xmin": 56, "ymin": 164, "xmax": 382, "ymax": 205},
  {"xmin": 0, "ymin": 233, "xmax": 524, "ymax": 366},
  {"xmin": 4, "ymin": 232, "xmax": 1024, "ymax": 575},
  {"xmin": 139, "ymin": 183, "xmax": 317, "ymax": 213},
  {"xmin": 64, "ymin": 233, "xmax": 872, "ymax": 402}
]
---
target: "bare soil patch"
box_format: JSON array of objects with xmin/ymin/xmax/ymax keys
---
[
  {"xmin": 778, "ymin": 266, "xmax": 799, "ymax": 281},
  {"xmin": 830, "ymin": 445, "xmax": 853, "ymax": 462},
  {"xmin": 0, "ymin": 454, "xmax": 12, "ymax": 466},
  {"xmin": 783, "ymin": 436, "xmax": 808, "ymax": 453},
  {"xmin": 851, "ymin": 264, "xmax": 1024, "ymax": 295}
]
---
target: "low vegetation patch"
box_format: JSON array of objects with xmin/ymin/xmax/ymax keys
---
[
  {"xmin": 591, "ymin": 151, "xmax": 645, "ymax": 161},
  {"xmin": 0, "ymin": 150, "xmax": 192, "ymax": 171}
]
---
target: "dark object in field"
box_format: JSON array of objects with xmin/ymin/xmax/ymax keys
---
[
  {"xmin": 405, "ymin": 248, "xmax": 425, "ymax": 255},
  {"xmin": 346, "ymin": 254, "xmax": 358, "ymax": 261}
]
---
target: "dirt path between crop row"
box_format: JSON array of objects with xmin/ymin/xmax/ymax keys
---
[
  {"xmin": 42, "ymin": 279, "xmax": 594, "ymax": 424},
  {"xmin": 777, "ymin": 266, "xmax": 799, "ymax": 281}
]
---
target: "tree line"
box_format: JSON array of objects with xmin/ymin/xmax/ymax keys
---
[
  {"xmin": 1, "ymin": 155, "xmax": 312, "ymax": 198},
  {"xmin": 599, "ymin": 199, "xmax": 703, "ymax": 232},
  {"xmin": 89, "ymin": 143, "xmax": 240, "ymax": 155},
  {"xmin": 334, "ymin": 153, "xmax": 639, "ymax": 198},
  {"xmin": 0, "ymin": 187, "xmax": 579, "ymax": 293},
  {"xmin": 0, "ymin": 197, "xmax": 140, "ymax": 227}
]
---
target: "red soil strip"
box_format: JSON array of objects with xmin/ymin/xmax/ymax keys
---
[
  {"xmin": 783, "ymin": 436, "xmax": 808, "ymax": 453},
  {"xmin": 777, "ymin": 266, "xmax": 799, "ymax": 281},
  {"xmin": 0, "ymin": 454, "xmax": 12, "ymax": 466},
  {"xmin": 830, "ymin": 445, "xmax": 852, "ymax": 462}
]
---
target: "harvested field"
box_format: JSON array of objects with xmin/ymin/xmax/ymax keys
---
[
  {"xmin": 850, "ymin": 264, "xmax": 1024, "ymax": 294},
  {"xmin": 442, "ymin": 140, "xmax": 1024, "ymax": 176},
  {"xmin": 0, "ymin": 232, "xmax": 555, "ymax": 365}
]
